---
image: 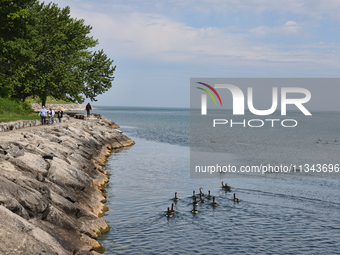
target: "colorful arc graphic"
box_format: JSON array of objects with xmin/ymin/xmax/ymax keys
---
[
  {"xmin": 196, "ymin": 82, "xmax": 223, "ymax": 106},
  {"xmin": 196, "ymin": 87, "xmax": 217, "ymax": 105}
]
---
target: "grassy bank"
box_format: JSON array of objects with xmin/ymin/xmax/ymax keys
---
[{"xmin": 0, "ymin": 97, "xmax": 39, "ymax": 123}]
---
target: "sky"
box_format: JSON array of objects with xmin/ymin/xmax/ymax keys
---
[{"xmin": 50, "ymin": 0, "xmax": 340, "ymax": 108}]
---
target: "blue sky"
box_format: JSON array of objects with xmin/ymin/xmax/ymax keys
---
[{"xmin": 51, "ymin": 0, "xmax": 340, "ymax": 107}]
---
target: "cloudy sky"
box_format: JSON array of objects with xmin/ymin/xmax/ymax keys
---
[{"xmin": 51, "ymin": 0, "xmax": 340, "ymax": 108}]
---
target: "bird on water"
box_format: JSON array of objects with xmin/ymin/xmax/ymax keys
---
[
  {"xmin": 210, "ymin": 196, "xmax": 218, "ymax": 206},
  {"xmin": 172, "ymin": 192, "xmax": 179, "ymax": 201},
  {"xmin": 233, "ymin": 193, "xmax": 240, "ymax": 202},
  {"xmin": 165, "ymin": 207, "xmax": 173, "ymax": 217}
]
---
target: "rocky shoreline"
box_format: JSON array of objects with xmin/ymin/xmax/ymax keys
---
[
  {"xmin": 0, "ymin": 115, "xmax": 134, "ymax": 254},
  {"xmin": 29, "ymin": 103, "xmax": 89, "ymax": 113}
]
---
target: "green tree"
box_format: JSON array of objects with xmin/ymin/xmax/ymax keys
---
[
  {"xmin": 0, "ymin": 1, "xmax": 115, "ymax": 105},
  {"xmin": 0, "ymin": 0, "xmax": 37, "ymax": 98}
]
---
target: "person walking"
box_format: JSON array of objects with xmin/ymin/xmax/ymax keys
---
[
  {"xmin": 57, "ymin": 108, "xmax": 63, "ymax": 123},
  {"xmin": 86, "ymin": 103, "xmax": 92, "ymax": 118},
  {"xmin": 48, "ymin": 107, "xmax": 55, "ymax": 125},
  {"xmin": 39, "ymin": 106, "xmax": 47, "ymax": 125}
]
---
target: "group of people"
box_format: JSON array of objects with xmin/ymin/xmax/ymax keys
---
[
  {"xmin": 39, "ymin": 106, "xmax": 63, "ymax": 125},
  {"xmin": 38, "ymin": 103, "xmax": 92, "ymax": 125}
]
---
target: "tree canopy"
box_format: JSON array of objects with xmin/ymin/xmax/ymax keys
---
[{"xmin": 0, "ymin": 0, "xmax": 115, "ymax": 105}]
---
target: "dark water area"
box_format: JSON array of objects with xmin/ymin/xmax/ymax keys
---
[{"xmin": 93, "ymin": 106, "xmax": 340, "ymax": 254}]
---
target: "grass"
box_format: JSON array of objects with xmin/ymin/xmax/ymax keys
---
[
  {"xmin": 25, "ymin": 96, "xmax": 75, "ymax": 104},
  {"xmin": 0, "ymin": 114, "xmax": 40, "ymax": 123},
  {"xmin": 0, "ymin": 97, "xmax": 40, "ymax": 123}
]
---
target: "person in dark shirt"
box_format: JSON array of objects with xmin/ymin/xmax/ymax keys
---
[
  {"xmin": 57, "ymin": 108, "xmax": 63, "ymax": 123},
  {"xmin": 86, "ymin": 103, "xmax": 92, "ymax": 118}
]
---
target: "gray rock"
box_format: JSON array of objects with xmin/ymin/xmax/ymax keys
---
[{"xmin": 0, "ymin": 113, "xmax": 135, "ymax": 253}]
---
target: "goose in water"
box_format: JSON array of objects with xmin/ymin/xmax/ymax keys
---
[
  {"xmin": 198, "ymin": 187, "xmax": 205, "ymax": 196},
  {"xmin": 206, "ymin": 190, "xmax": 212, "ymax": 200},
  {"xmin": 221, "ymin": 181, "xmax": 226, "ymax": 189},
  {"xmin": 172, "ymin": 192, "xmax": 179, "ymax": 201},
  {"xmin": 191, "ymin": 190, "xmax": 196, "ymax": 199},
  {"xmin": 210, "ymin": 196, "xmax": 218, "ymax": 206},
  {"xmin": 233, "ymin": 193, "xmax": 240, "ymax": 202},
  {"xmin": 165, "ymin": 207, "xmax": 173, "ymax": 217},
  {"xmin": 169, "ymin": 203, "xmax": 176, "ymax": 213},
  {"xmin": 191, "ymin": 203, "xmax": 198, "ymax": 214},
  {"xmin": 224, "ymin": 183, "xmax": 231, "ymax": 192},
  {"xmin": 199, "ymin": 193, "xmax": 205, "ymax": 203},
  {"xmin": 192, "ymin": 196, "xmax": 199, "ymax": 206}
]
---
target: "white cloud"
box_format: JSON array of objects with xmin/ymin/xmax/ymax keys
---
[
  {"xmin": 67, "ymin": 8, "xmax": 340, "ymax": 69},
  {"xmin": 250, "ymin": 21, "xmax": 301, "ymax": 36}
]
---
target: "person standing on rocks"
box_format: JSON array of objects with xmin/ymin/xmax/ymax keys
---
[
  {"xmin": 86, "ymin": 103, "xmax": 92, "ymax": 118},
  {"xmin": 48, "ymin": 107, "xmax": 55, "ymax": 125},
  {"xmin": 39, "ymin": 106, "xmax": 47, "ymax": 125},
  {"xmin": 57, "ymin": 108, "xmax": 63, "ymax": 123}
]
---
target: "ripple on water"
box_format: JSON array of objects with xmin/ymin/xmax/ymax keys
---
[{"xmin": 97, "ymin": 139, "xmax": 340, "ymax": 254}]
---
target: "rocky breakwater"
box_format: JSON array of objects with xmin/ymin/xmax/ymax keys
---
[
  {"xmin": 0, "ymin": 115, "xmax": 134, "ymax": 254},
  {"xmin": 30, "ymin": 103, "xmax": 89, "ymax": 112}
]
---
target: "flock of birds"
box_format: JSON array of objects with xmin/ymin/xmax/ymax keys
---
[
  {"xmin": 165, "ymin": 181, "xmax": 240, "ymax": 217},
  {"xmin": 316, "ymin": 138, "xmax": 338, "ymax": 144}
]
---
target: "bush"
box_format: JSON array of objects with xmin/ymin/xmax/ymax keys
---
[{"xmin": 0, "ymin": 97, "xmax": 33, "ymax": 115}]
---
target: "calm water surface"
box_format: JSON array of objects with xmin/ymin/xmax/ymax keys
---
[{"xmin": 94, "ymin": 107, "xmax": 340, "ymax": 254}]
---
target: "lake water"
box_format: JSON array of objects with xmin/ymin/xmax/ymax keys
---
[{"xmin": 94, "ymin": 106, "xmax": 340, "ymax": 254}]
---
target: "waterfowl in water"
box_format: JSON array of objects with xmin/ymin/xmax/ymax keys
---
[
  {"xmin": 191, "ymin": 203, "xmax": 198, "ymax": 214},
  {"xmin": 169, "ymin": 203, "xmax": 176, "ymax": 213},
  {"xmin": 221, "ymin": 181, "xmax": 226, "ymax": 189},
  {"xmin": 191, "ymin": 190, "xmax": 196, "ymax": 199},
  {"xmin": 233, "ymin": 193, "xmax": 240, "ymax": 202},
  {"xmin": 224, "ymin": 183, "xmax": 231, "ymax": 192},
  {"xmin": 172, "ymin": 192, "xmax": 179, "ymax": 201},
  {"xmin": 165, "ymin": 207, "xmax": 173, "ymax": 217},
  {"xmin": 206, "ymin": 190, "xmax": 212, "ymax": 200},
  {"xmin": 335, "ymin": 139, "xmax": 338, "ymax": 142},
  {"xmin": 199, "ymin": 194, "xmax": 205, "ymax": 203},
  {"xmin": 199, "ymin": 187, "xmax": 205, "ymax": 196},
  {"xmin": 192, "ymin": 196, "xmax": 198, "ymax": 206},
  {"xmin": 210, "ymin": 196, "xmax": 218, "ymax": 206}
]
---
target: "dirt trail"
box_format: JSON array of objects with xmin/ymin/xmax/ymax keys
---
[{"xmin": 0, "ymin": 117, "xmax": 83, "ymax": 140}]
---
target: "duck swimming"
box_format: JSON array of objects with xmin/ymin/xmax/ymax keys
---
[
  {"xmin": 206, "ymin": 190, "xmax": 212, "ymax": 200},
  {"xmin": 199, "ymin": 193, "xmax": 205, "ymax": 203},
  {"xmin": 191, "ymin": 203, "xmax": 198, "ymax": 214},
  {"xmin": 210, "ymin": 196, "xmax": 218, "ymax": 206},
  {"xmin": 221, "ymin": 181, "xmax": 226, "ymax": 189},
  {"xmin": 191, "ymin": 190, "xmax": 196, "ymax": 199},
  {"xmin": 169, "ymin": 203, "xmax": 176, "ymax": 213},
  {"xmin": 165, "ymin": 207, "xmax": 173, "ymax": 217},
  {"xmin": 233, "ymin": 193, "xmax": 240, "ymax": 202},
  {"xmin": 224, "ymin": 183, "xmax": 231, "ymax": 192},
  {"xmin": 172, "ymin": 192, "xmax": 179, "ymax": 201},
  {"xmin": 192, "ymin": 196, "xmax": 198, "ymax": 206},
  {"xmin": 199, "ymin": 187, "xmax": 205, "ymax": 196}
]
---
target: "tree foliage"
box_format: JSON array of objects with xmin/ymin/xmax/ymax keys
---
[{"xmin": 0, "ymin": 1, "xmax": 115, "ymax": 105}]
